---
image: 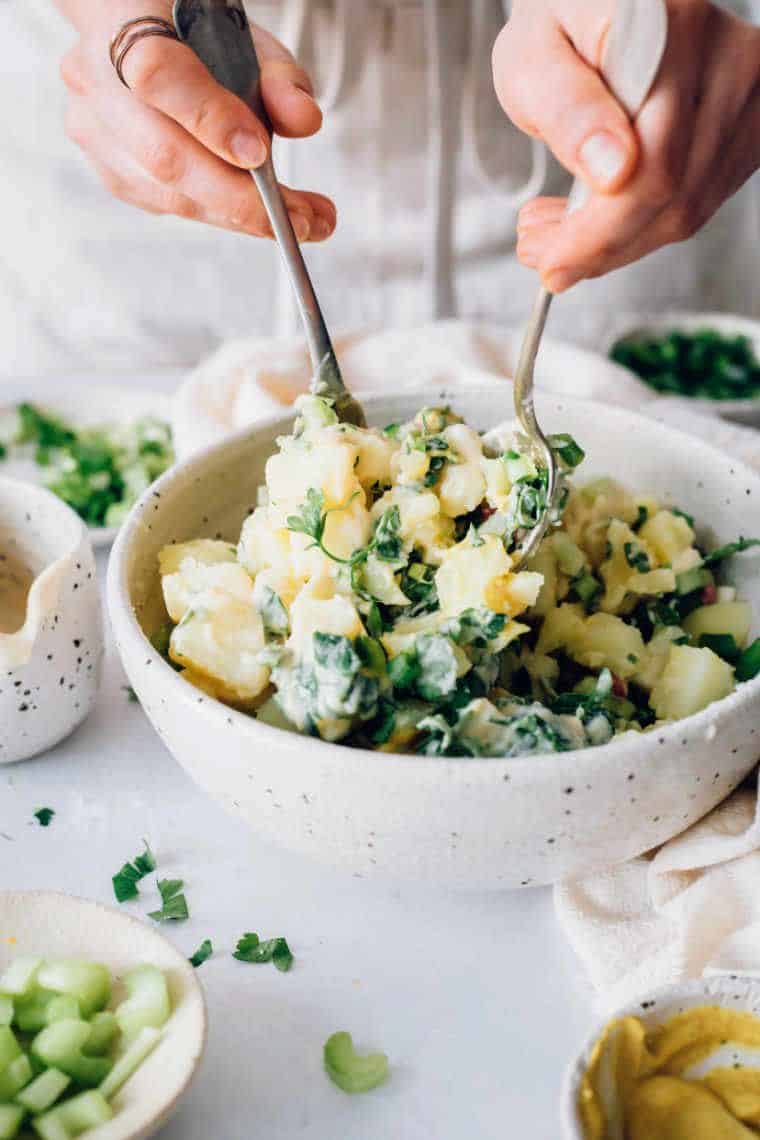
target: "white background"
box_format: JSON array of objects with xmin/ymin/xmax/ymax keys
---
[{"xmin": 0, "ymin": 374, "xmax": 595, "ymax": 1140}]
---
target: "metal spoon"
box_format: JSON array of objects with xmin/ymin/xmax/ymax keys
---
[
  {"xmin": 510, "ymin": 0, "xmax": 667, "ymax": 568},
  {"xmin": 173, "ymin": 0, "xmax": 366, "ymax": 427}
]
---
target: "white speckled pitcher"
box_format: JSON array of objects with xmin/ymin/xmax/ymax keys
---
[{"xmin": 0, "ymin": 478, "xmax": 103, "ymax": 762}]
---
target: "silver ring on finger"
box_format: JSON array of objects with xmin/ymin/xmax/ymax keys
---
[{"xmin": 109, "ymin": 17, "xmax": 180, "ymax": 90}]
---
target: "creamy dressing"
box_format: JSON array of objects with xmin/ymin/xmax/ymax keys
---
[{"xmin": 0, "ymin": 549, "xmax": 33, "ymax": 634}]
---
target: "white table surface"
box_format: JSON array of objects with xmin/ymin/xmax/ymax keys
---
[{"xmin": 0, "ymin": 373, "xmax": 596, "ymax": 1140}]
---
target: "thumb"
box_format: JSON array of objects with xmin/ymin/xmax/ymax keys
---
[{"xmin": 492, "ymin": 14, "xmax": 639, "ymax": 193}]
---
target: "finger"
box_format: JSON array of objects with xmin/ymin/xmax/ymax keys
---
[
  {"xmin": 492, "ymin": 12, "xmax": 638, "ymax": 193},
  {"xmin": 517, "ymin": 198, "xmax": 567, "ymax": 233},
  {"xmin": 252, "ymin": 25, "xmax": 323, "ymax": 139},
  {"xmin": 103, "ymin": 84, "xmax": 335, "ymax": 240},
  {"xmin": 518, "ymin": 222, "xmax": 563, "ymax": 269},
  {"xmin": 119, "ymin": 35, "xmax": 272, "ymax": 170}
]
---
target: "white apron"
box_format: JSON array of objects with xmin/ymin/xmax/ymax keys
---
[{"xmin": 0, "ymin": 0, "xmax": 758, "ymax": 378}]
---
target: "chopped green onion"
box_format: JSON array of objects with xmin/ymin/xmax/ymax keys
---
[
  {"xmin": 548, "ymin": 433, "xmax": 585, "ymax": 468},
  {"xmin": 33, "ymin": 809, "xmax": 55, "ymax": 828},
  {"xmin": 611, "ymin": 329, "xmax": 760, "ymax": 401},
  {"xmin": 702, "ymin": 537, "xmax": 760, "ymax": 566},
  {"xmin": 323, "ymin": 1031, "xmax": 389, "ymax": 1094},
  {"xmin": 233, "ymin": 933, "xmax": 294, "ymax": 973},
  {"xmin": 697, "ymin": 633, "xmax": 740, "ymax": 664},
  {"xmin": 188, "ymin": 940, "xmax": 213, "ymax": 969},
  {"xmin": 571, "ymin": 572, "xmax": 602, "ymax": 609}
]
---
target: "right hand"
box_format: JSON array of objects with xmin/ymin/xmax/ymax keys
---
[{"xmin": 60, "ymin": 0, "xmax": 336, "ymax": 242}]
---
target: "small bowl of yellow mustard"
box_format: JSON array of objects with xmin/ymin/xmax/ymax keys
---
[{"xmin": 561, "ymin": 974, "xmax": 760, "ymax": 1139}]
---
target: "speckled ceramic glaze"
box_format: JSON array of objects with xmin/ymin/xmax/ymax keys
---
[
  {"xmin": 561, "ymin": 974, "xmax": 760, "ymax": 1138},
  {"xmin": 107, "ymin": 389, "xmax": 760, "ymax": 889},
  {"xmin": 0, "ymin": 891, "xmax": 206, "ymax": 1140},
  {"xmin": 0, "ymin": 478, "xmax": 103, "ymax": 763}
]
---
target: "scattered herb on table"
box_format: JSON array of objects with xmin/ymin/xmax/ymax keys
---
[
  {"xmin": 33, "ymin": 808, "xmax": 55, "ymax": 828},
  {"xmin": 188, "ymin": 940, "xmax": 213, "ymax": 969},
  {"xmin": 611, "ymin": 328, "xmax": 760, "ymax": 401},
  {"xmin": 323, "ymin": 1031, "xmax": 389, "ymax": 1094},
  {"xmin": 122, "ymin": 685, "xmax": 139, "ymax": 704},
  {"xmin": 233, "ymin": 932, "xmax": 293, "ymax": 972},
  {"xmin": 111, "ymin": 840, "xmax": 156, "ymax": 903},
  {"xmin": 0, "ymin": 402, "xmax": 174, "ymax": 527},
  {"xmin": 148, "ymin": 879, "xmax": 189, "ymax": 923}
]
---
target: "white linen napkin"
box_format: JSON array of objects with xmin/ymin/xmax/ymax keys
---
[{"xmin": 170, "ymin": 320, "xmax": 760, "ymax": 1008}]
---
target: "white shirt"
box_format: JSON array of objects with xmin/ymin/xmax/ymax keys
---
[{"xmin": 0, "ymin": 0, "xmax": 758, "ymax": 377}]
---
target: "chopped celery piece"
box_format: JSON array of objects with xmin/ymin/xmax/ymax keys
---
[
  {"xmin": 114, "ymin": 966, "xmax": 169, "ymax": 1043},
  {"xmin": 0, "ymin": 1028, "xmax": 22, "ymax": 1073},
  {"xmin": 99, "ymin": 1026, "xmax": 162, "ymax": 1101},
  {"xmin": 323, "ymin": 1031, "xmax": 389, "ymax": 1094},
  {"xmin": 32, "ymin": 1021, "xmax": 111, "ymax": 1088},
  {"xmin": 45, "ymin": 997, "xmax": 80, "ymax": 1026},
  {"xmin": 14, "ymin": 992, "xmax": 57, "ymax": 1034},
  {"xmin": 0, "ymin": 1001, "xmax": 12, "ymax": 1029},
  {"xmin": 36, "ymin": 963, "xmax": 111, "ymax": 1019},
  {"xmin": 83, "ymin": 1013, "xmax": 118, "ymax": 1058},
  {"xmin": 33, "ymin": 1090, "xmax": 112, "ymax": 1140},
  {"xmin": 16, "ymin": 1069, "xmax": 70, "ymax": 1114},
  {"xmin": 0, "ymin": 1055, "xmax": 33, "ymax": 1101},
  {"xmin": 675, "ymin": 566, "xmax": 713, "ymax": 596},
  {"xmin": 0, "ymin": 1105, "xmax": 24, "ymax": 1140},
  {"xmin": 0, "ymin": 959, "xmax": 42, "ymax": 998}
]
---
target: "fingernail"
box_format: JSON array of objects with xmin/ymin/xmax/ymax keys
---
[
  {"xmin": 290, "ymin": 212, "xmax": 311, "ymax": 242},
  {"xmin": 579, "ymin": 131, "xmax": 628, "ymax": 188},
  {"xmin": 312, "ymin": 216, "xmax": 333, "ymax": 241},
  {"xmin": 544, "ymin": 268, "xmax": 581, "ymax": 294},
  {"xmin": 230, "ymin": 129, "xmax": 267, "ymax": 168}
]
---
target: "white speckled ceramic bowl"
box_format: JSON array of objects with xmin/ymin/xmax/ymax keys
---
[
  {"xmin": 0, "ymin": 891, "xmax": 206, "ymax": 1140},
  {"xmin": 607, "ymin": 311, "xmax": 760, "ymax": 426},
  {"xmin": 107, "ymin": 389, "xmax": 760, "ymax": 889},
  {"xmin": 0, "ymin": 478, "xmax": 103, "ymax": 763},
  {"xmin": 561, "ymin": 974, "xmax": 760, "ymax": 1138}
]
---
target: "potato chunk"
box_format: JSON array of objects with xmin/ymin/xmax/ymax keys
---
[
  {"xmin": 436, "ymin": 534, "xmax": 542, "ymax": 617},
  {"xmin": 158, "ymin": 539, "xmax": 236, "ymax": 576},
  {"xmin": 169, "ymin": 594, "xmax": 269, "ymax": 704},
  {"xmin": 162, "ymin": 559, "xmax": 254, "ymax": 624},
  {"xmin": 650, "ymin": 644, "xmax": 734, "ymax": 721}
]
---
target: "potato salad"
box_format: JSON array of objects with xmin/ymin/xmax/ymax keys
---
[{"xmin": 155, "ymin": 398, "xmax": 760, "ymax": 758}]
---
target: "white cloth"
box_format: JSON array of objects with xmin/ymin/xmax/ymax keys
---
[{"xmin": 0, "ymin": 0, "xmax": 759, "ymax": 378}]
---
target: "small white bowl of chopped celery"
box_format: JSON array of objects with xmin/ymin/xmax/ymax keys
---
[
  {"xmin": 108, "ymin": 387, "xmax": 760, "ymax": 889},
  {"xmin": 0, "ymin": 891, "xmax": 206, "ymax": 1140},
  {"xmin": 0, "ymin": 385, "xmax": 174, "ymax": 548},
  {"xmin": 607, "ymin": 311, "xmax": 760, "ymax": 426}
]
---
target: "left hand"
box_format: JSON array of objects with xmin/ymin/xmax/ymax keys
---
[{"xmin": 492, "ymin": 0, "xmax": 760, "ymax": 293}]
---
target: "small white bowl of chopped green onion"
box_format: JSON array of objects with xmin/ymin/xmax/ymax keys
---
[
  {"xmin": 0, "ymin": 891, "xmax": 206, "ymax": 1140},
  {"xmin": 608, "ymin": 311, "xmax": 760, "ymax": 426},
  {"xmin": 0, "ymin": 385, "xmax": 174, "ymax": 548}
]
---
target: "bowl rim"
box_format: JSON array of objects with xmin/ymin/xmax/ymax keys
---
[
  {"xmin": 0, "ymin": 888, "xmax": 208, "ymax": 1140},
  {"xmin": 605, "ymin": 309, "xmax": 760, "ymax": 411},
  {"xmin": 559, "ymin": 973, "xmax": 760, "ymax": 1139},
  {"xmin": 108, "ymin": 387, "xmax": 760, "ymax": 776}
]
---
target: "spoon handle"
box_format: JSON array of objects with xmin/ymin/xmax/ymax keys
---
[{"xmin": 172, "ymin": 0, "xmax": 353, "ymax": 414}]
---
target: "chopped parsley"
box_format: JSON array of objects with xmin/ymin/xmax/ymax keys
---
[
  {"xmin": 148, "ymin": 879, "xmax": 189, "ymax": 923},
  {"xmin": 111, "ymin": 841, "xmax": 156, "ymax": 903},
  {"xmin": 611, "ymin": 328, "xmax": 760, "ymax": 401},
  {"xmin": 623, "ymin": 541, "xmax": 651, "ymax": 573},
  {"xmin": 233, "ymin": 933, "xmax": 293, "ymax": 972},
  {"xmin": 286, "ymin": 491, "xmax": 401, "ymax": 569},
  {"xmin": 33, "ymin": 808, "xmax": 55, "ymax": 828},
  {"xmin": 701, "ymin": 537, "xmax": 760, "ymax": 567},
  {"xmin": 188, "ymin": 940, "xmax": 213, "ymax": 968},
  {"xmin": 1, "ymin": 404, "xmax": 174, "ymax": 528}
]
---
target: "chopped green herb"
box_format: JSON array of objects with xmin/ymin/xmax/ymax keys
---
[
  {"xmin": 736, "ymin": 639, "xmax": 760, "ymax": 683},
  {"xmin": 571, "ymin": 572, "xmax": 602, "ymax": 609},
  {"xmin": 382, "ymin": 423, "xmax": 400, "ymax": 439},
  {"xmin": 33, "ymin": 808, "xmax": 55, "ymax": 828},
  {"xmin": 122, "ymin": 685, "xmax": 139, "ymax": 704},
  {"xmin": 259, "ymin": 586, "xmax": 289, "ymax": 635},
  {"xmin": 233, "ymin": 933, "xmax": 293, "ymax": 972},
  {"xmin": 697, "ymin": 633, "xmax": 740, "ymax": 663},
  {"xmin": 671, "ymin": 507, "xmax": 695, "ymax": 528},
  {"xmin": 188, "ymin": 940, "xmax": 213, "ymax": 969},
  {"xmin": 624, "ymin": 541, "xmax": 651, "ymax": 573},
  {"xmin": 323, "ymin": 1031, "xmax": 389, "ymax": 1094},
  {"xmin": 611, "ymin": 328, "xmax": 760, "ymax": 401},
  {"xmin": 148, "ymin": 879, "xmax": 189, "ymax": 923},
  {"xmin": 633, "ymin": 505, "xmax": 649, "ymax": 531},
  {"xmin": 549, "ymin": 433, "xmax": 585, "ymax": 469},
  {"xmin": 702, "ymin": 537, "xmax": 760, "ymax": 567},
  {"xmin": 111, "ymin": 841, "xmax": 156, "ymax": 903}
]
